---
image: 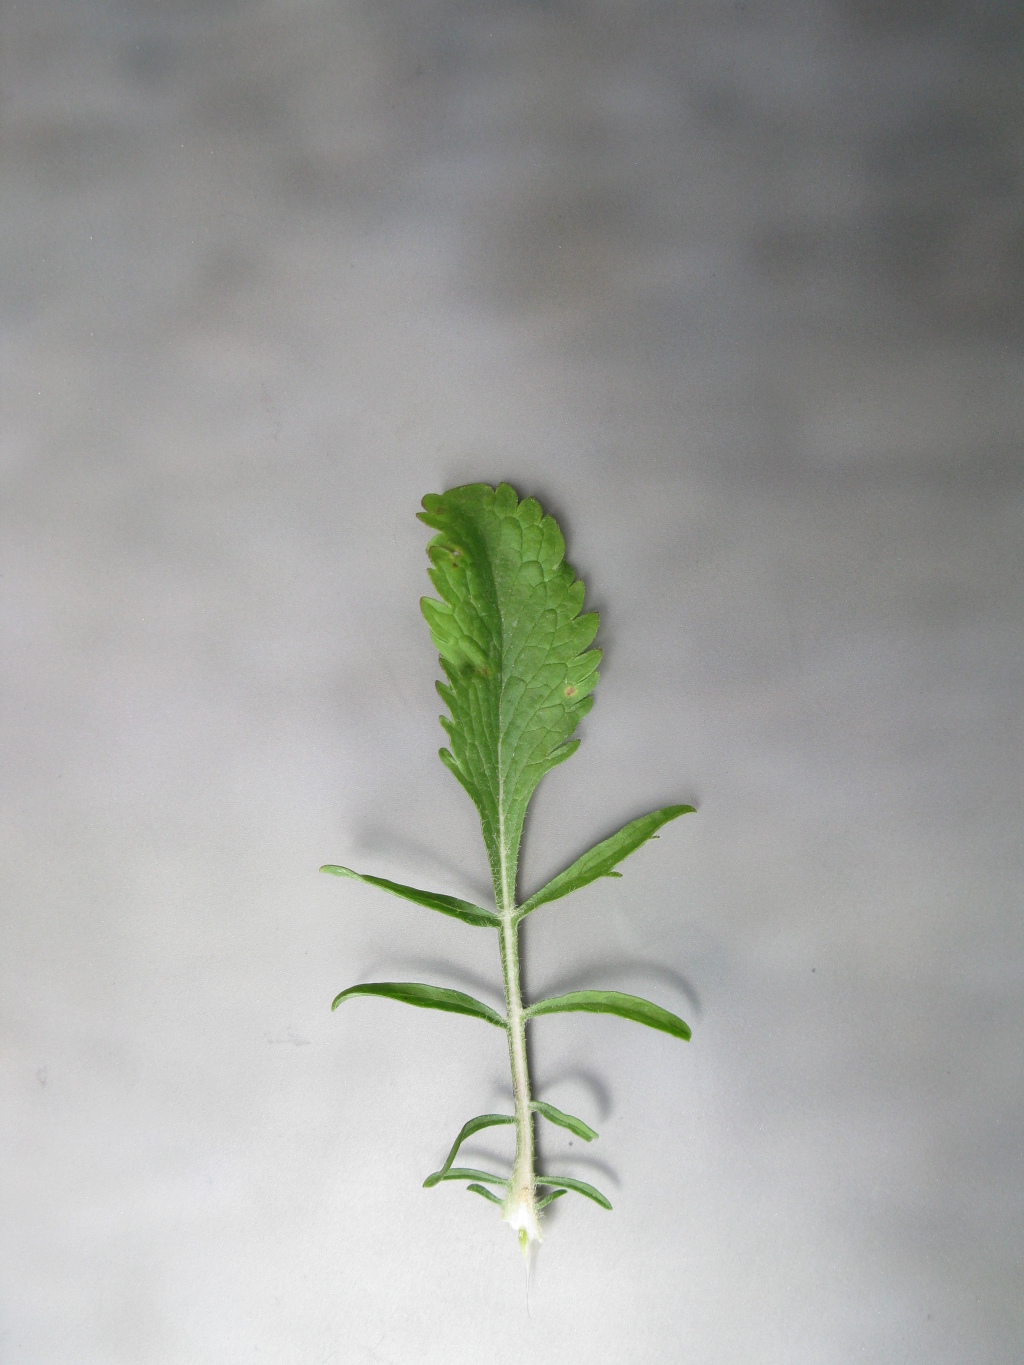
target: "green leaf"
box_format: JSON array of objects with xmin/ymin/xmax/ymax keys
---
[
  {"xmin": 524, "ymin": 989, "xmax": 691, "ymax": 1040},
  {"xmin": 534, "ymin": 1174, "xmax": 612, "ymax": 1210},
  {"xmin": 531, "ymin": 1099, "xmax": 598, "ymax": 1141},
  {"xmin": 320, "ymin": 864, "xmax": 499, "ymax": 929},
  {"xmin": 466, "ymin": 1183, "xmax": 503, "ymax": 1205},
  {"xmin": 517, "ymin": 804, "xmax": 695, "ymax": 919},
  {"xmin": 331, "ymin": 982, "xmax": 507, "ymax": 1029},
  {"xmin": 535, "ymin": 1188, "xmax": 567, "ymax": 1211},
  {"xmin": 419, "ymin": 483, "xmax": 600, "ymax": 905},
  {"xmin": 432, "ymin": 1167, "xmax": 508, "ymax": 1187},
  {"xmin": 423, "ymin": 1113, "xmax": 515, "ymax": 1187}
]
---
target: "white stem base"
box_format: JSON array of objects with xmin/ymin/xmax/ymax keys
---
[{"xmin": 504, "ymin": 1187, "xmax": 542, "ymax": 1257}]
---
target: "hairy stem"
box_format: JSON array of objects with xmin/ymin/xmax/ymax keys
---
[{"xmin": 496, "ymin": 833, "xmax": 539, "ymax": 1251}]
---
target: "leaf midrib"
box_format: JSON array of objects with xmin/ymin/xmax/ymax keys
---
[{"xmin": 472, "ymin": 520, "xmax": 511, "ymax": 914}]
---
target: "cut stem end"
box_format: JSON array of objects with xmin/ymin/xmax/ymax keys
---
[{"xmin": 504, "ymin": 1187, "xmax": 542, "ymax": 1259}]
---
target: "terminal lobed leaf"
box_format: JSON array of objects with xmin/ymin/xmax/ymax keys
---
[{"xmin": 418, "ymin": 483, "xmax": 600, "ymax": 905}]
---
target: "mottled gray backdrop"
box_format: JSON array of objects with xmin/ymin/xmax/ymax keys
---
[{"xmin": 2, "ymin": 1, "xmax": 1022, "ymax": 1361}]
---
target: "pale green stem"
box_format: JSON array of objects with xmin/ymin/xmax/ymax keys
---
[{"xmin": 496, "ymin": 828, "xmax": 540, "ymax": 1251}]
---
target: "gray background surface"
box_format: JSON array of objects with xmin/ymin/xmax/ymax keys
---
[{"xmin": 2, "ymin": 1, "xmax": 1022, "ymax": 1361}]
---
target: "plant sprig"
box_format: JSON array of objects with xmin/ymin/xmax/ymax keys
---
[{"xmin": 323, "ymin": 482, "xmax": 694, "ymax": 1257}]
